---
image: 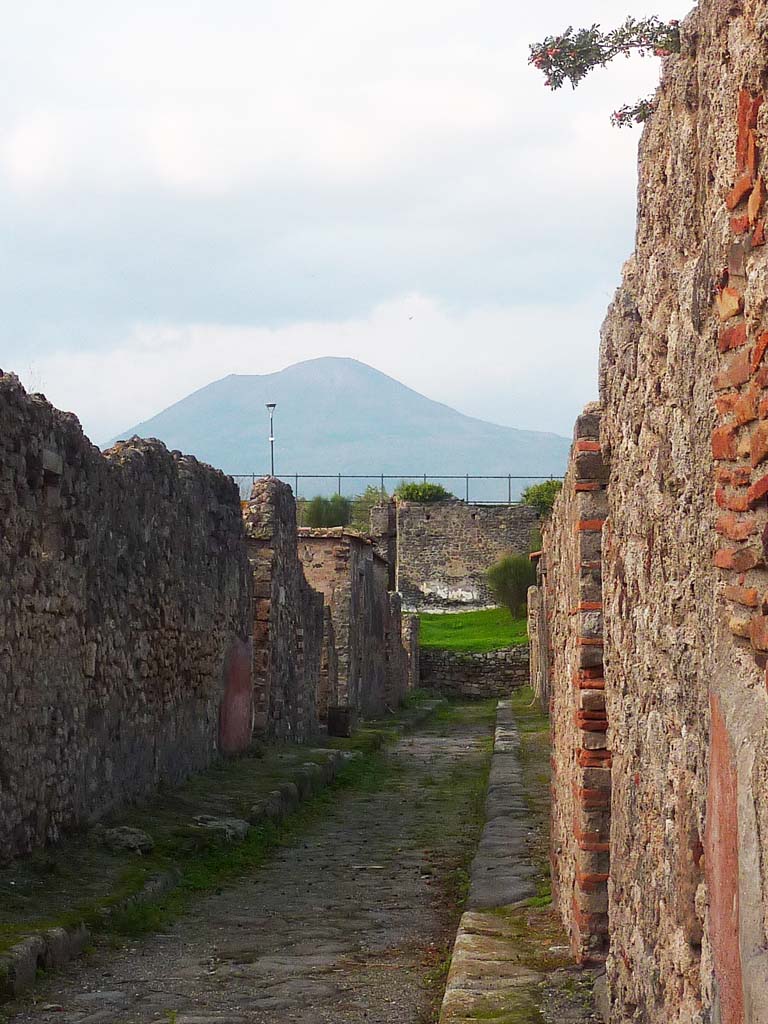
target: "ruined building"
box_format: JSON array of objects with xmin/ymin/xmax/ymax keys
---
[
  {"xmin": 371, "ymin": 497, "xmax": 539, "ymax": 610},
  {"xmin": 529, "ymin": 2, "xmax": 768, "ymax": 1020},
  {"xmin": 0, "ymin": 375, "xmax": 415, "ymax": 862}
]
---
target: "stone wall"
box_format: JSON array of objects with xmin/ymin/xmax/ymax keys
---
[
  {"xmin": 402, "ymin": 615, "xmax": 421, "ymax": 693},
  {"xmin": 597, "ymin": 7, "xmax": 768, "ymax": 1020},
  {"xmin": 370, "ymin": 500, "xmax": 397, "ymax": 590},
  {"xmin": 298, "ymin": 529, "xmax": 410, "ymax": 718},
  {"xmin": 243, "ymin": 478, "xmax": 329, "ymax": 742},
  {"xmin": 420, "ymin": 646, "xmax": 529, "ymax": 699},
  {"xmin": 531, "ymin": 4, "xmax": 768, "ymax": 1019},
  {"xmin": 0, "ymin": 373, "xmax": 252, "ymax": 863},
  {"xmin": 529, "ymin": 406, "xmax": 609, "ymax": 966},
  {"xmin": 394, "ymin": 500, "xmax": 540, "ymax": 611}
]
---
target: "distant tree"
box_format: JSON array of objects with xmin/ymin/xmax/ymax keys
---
[
  {"xmin": 395, "ymin": 482, "xmax": 453, "ymax": 503},
  {"xmin": 303, "ymin": 494, "xmax": 351, "ymax": 528},
  {"xmin": 521, "ymin": 480, "xmax": 563, "ymax": 517},
  {"xmin": 350, "ymin": 485, "xmax": 389, "ymax": 533},
  {"xmin": 487, "ymin": 555, "xmax": 537, "ymax": 619},
  {"xmin": 529, "ymin": 16, "xmax": 681, "ymax": 126}
]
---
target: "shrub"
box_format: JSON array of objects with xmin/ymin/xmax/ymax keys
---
[
  {"xmin": 521, "ymin": 480, "xmax": 563, "ymax": 517},
  {"xmin": 350, "ymin": 484, "xmax": 389, "ymax": 533},
  {"xmin": 529, "ymin": 16, "xmax": 681, "ymax": 126},
  {"xmin": 486, "ymin": 555, "xmax": 537, "ymax": 619},
  {"xmin": 303, "ymin": 493, "xmax": 351, "ymax": 528},
  {"xmin": 395, "ymin": 482, "xmax": 453, "ymax": 503}
]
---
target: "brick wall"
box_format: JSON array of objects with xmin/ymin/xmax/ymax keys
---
[
  {"xmin": 419, "ymin": 646, "xmax": 528, "ymax": 699},
  {"xmin": 394, "ymin": 500, "xmax": 539, "ymax": 611},
  {"xmin": 0, "ymin": 373, "xmax": 251, "ymax": 862},
  {"xmin": 243, "ymin": 478, "xmax": 329, "ymax": 742},
  {"xmin": 529, "ymin": 405, "xmax": 609, "ymax": 966}
]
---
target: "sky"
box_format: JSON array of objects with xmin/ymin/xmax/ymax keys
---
[{"xmin": 3, "ymin": 1, "xmax": 692, "ymax": 443}]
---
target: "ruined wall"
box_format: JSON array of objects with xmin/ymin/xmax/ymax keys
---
[
  {"xmin": 596, "ymin": 4, "xmax": 768, "ymax": 1020},
  {"xmin": 419, "ymin": 646, "xmax": 528, "ymax": 699},
  {"xmin": 298, "ymin": 529, "xmax": 408, "ymax": 717},
  {"xmin": 395, "ymin": 500, "xmax": 539, "ymax": 610},
  {"xmin": 402, "ymin": 615, "xmax": 421, "ymax": 693},
  {"xmin": 527, "ymin": 578, "xmax": 550, "ymax": 710},
  {"xmin": 370, "ymin": 500, "xmax": 397, "ymax": 590},
  {"xmin": 243, "ymin": 478, "xmax": 328, "ymax": 742},
  {"xmin": 0, "ymin": 374, "xmax": 251, "ymax": 862},
  {"xmin": 529, "ymin": 406, "xmax": 609, "ymax": 966},
  {"xmin": 384, "ymin": 584, "xmax": 409, "ymax": 709}
]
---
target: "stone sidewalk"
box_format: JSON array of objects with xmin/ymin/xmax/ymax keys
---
[
  {"xmin": 439, "ymin": 700, "xmax": 599, "ymax": 1023},
  {"xmin": 5, "ymin": 703, "xmax": 495, "ymax": 1024}
]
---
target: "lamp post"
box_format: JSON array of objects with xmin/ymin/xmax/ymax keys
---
[{"xmin": 266, "ymin": 403, "xmax": 276, "ymax": 476}]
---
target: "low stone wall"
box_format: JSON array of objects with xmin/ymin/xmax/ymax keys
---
[
  {"xmin": 419, "ymin": 647, "xmax": 528, "ymax": 699},
  {"xmin": 0, "ymin": 373, "xmax": 252, "ymax": 863},
  {"xmin": 244, "ymin": 479, "xmax": 330, "ymax": 742},
  {"xmin": 393, "ymin": 499, "xmax": 540, "ymax": 611}
]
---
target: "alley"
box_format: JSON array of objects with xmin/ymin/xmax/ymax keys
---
[{"xmin": 9, "ymin": 704, "xmax": 495, "ymax": 1024}]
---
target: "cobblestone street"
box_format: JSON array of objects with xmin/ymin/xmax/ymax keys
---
[{"xmin": 9, "ymin": 706, "xmax": 495, "ymax": 1024}]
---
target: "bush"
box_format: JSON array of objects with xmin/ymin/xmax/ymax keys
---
[
  {"xmin": 486, "ymin": 555, "xmax": 537, "ymax": 619},
  {"xmin": 395, "ymin": 482, "xmax": 453, "ymax": 503},
  {"xmin": 302, "ymin": 493, "xmax": 351, "ymax": 528},
  {"xmin": 350, "ymin": 484, "xmax": 389, "ymax": 533},
  {"xmin": 529, "ymin": 16, "xmax": 681, "ymax": 126},
  {"xmin": 521, "ymin": 480, "xmax": 563, "ymax": 517}
]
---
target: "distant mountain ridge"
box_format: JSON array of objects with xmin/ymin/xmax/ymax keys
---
[{"xmin": 111, "ymin": 357, "xmax": 570, "ymax": 499}]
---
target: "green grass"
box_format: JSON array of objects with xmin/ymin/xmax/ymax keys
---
[{"xmin": 419, "ymin": 608, "xmax": 528, "ymax": 653}]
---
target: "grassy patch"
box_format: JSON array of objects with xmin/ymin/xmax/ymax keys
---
[{"xmin": 419, "ymin": 608, "xmax": 527, "ymax": 653}]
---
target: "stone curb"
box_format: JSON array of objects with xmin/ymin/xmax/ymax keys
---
[
  {"xmin": 438, "ymin": 698, "xmax": 538, "ymax": 1023},
  {"xmin": 0, "ymin": 700, "xmax": 444, "ymax": 1003}
]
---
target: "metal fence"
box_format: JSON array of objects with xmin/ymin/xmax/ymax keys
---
[{"xmin": 232, "ymin": 473, "xmax": 562, "ymax": 504}]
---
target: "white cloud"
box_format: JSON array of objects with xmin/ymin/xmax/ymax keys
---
[
  {"xmin": 3, "ymin": 0, "xmax": 693, "ymax": 443},
  {"xmin": 21, "ymin": 291, "xmax": 602, "ymax": 443}
]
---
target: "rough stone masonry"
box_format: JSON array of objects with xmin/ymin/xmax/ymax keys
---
[
  {"xmin": 376, "ymin": 498, "xmax": 539, "ymax": 611},
  {"xmin": 529, "ymin": 3, "xmax": 768, "ymax": 1021},
  {"xmin": 0, "ymin": 375, "xmax": 417, "ymax": 863},
  {"xmin": 0, "ymin": 373, "xmax": 252, "ymax": 863}
]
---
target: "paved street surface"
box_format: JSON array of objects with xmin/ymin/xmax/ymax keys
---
[{"xmin": 10, "ymin": 707, "xmax": 493, "ymax": 1024}]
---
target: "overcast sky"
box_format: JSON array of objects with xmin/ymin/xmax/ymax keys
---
[{"xmin": 3, "ymin": 1, "xmax": 692, "ymax": 443}]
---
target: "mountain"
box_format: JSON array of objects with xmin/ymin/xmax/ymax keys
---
[{"xmin": 110, "ymin": 357, "xmax": 570, "ymax": 501}]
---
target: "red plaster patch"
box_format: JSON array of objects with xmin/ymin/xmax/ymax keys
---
[{"xmin": 218, "ymin": 638, "xmax": 254, "ymax": 755}]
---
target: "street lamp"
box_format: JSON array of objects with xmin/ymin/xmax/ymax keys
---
[{"xmin": 266, "ymin": 403, "xmax": 276, "ymax": 476}]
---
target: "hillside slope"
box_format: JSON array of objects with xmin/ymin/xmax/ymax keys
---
[{"xmin": 112, "ymin": 357, "xmax": 569, "ymax": 496}]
